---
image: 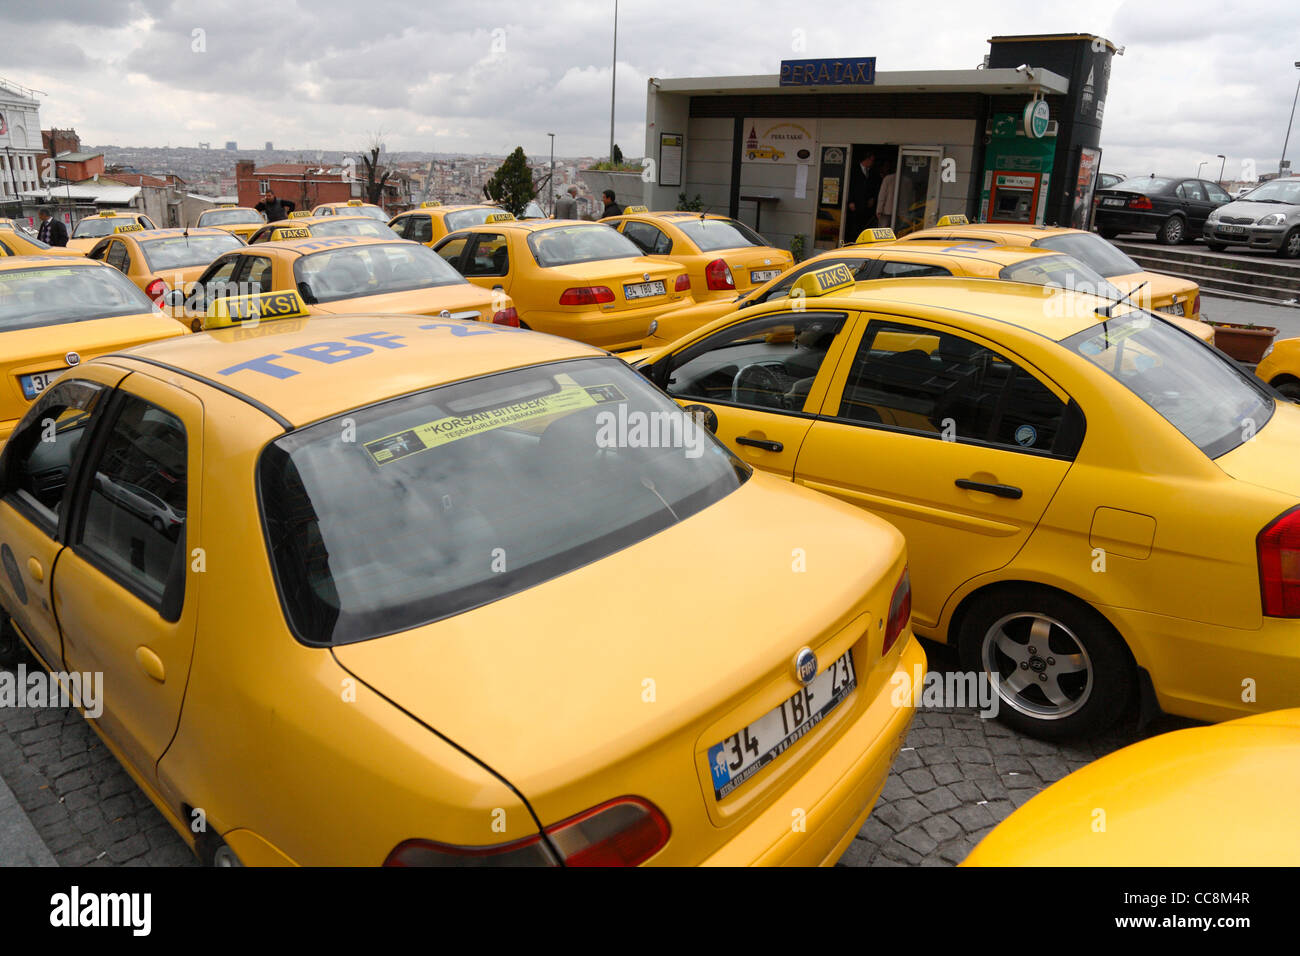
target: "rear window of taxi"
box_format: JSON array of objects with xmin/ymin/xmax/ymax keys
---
[
  {"xmin": 139, "ymin": 233, "xmax": 243, "ymax": 271},
  {"xmin": 998, "ymin": 254, "xmax": 1122, "ymax": 299},
  {"xmin": 73, "ymin": 217, "xmax": 146, "ymax": 239},
  {"xmin": 443, "ymin": 208, "xmax": 497, "ymax": 231},
  {"xmin": 675, "ymin": 217, "xmax": 768, "ymax": 252},
  {"xmin": 199, "ymin": 209, "xmax": 264, "ymax": 226},
  {"xmin": 293, "ymin": 242, "xmax": 466, "ymax": 302},
  {"xmin": 258, "ymin": 356, "xmax": 747, "ymax": 644},
  {"xmin": 308, "ymin": 219, "xmax": 399, "ymax": 240},
  {"xmin": 0, "ymin": 266, "xmax": 155, "ymax": 331},
  {"xmin": 527, "ymin": 224, "xmax": 642, "ymax": 267}
]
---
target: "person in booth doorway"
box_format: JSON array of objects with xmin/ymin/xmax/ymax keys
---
[
  {"xmin": 876, "ymin": 162, "xmax": 897, "ymax": 230},
  {"xmin": 37, "ymin": 208, "xmax": 68, "ymax": 246},
  {"xmin": 847, "ymin": 152, "xmax": 881, "ymax": 238}
]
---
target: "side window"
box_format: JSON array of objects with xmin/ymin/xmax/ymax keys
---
[
  {"xmin": 199, "ymin": 255, "xmax": 243, "ymax": 301},
  {"xmin": 87, "ymin": 241, "xmax": 110, "ymax": 262},
  {"xmin": 833, "ymin": 319, "xmax": 1074, "ymax": 455},
  {"xmin": 665, "ymin": 312, "xmax": 847, "ymax": 412},
  {"xmin": 1204, "ymin": 182, "xmax": 1230, "ymax": 203},
  {"xmin": 753, "ymin": 258, "xmax": 872, "ymax": 304},
  {"xmin": 623, "ymin": 221, "xmax": 671, "ymax": 255},
  {"xmin": 0, "ymin": 380, "xmax": 106, "ymax": 532},
  {"xmin": 249, "ymin": 227, "xmax": 272, "ymax": 244},
  {"xmin": 464, "ymin": 233, "xmax": 509, "ymax": 277},
  {"xmin": 76, "ymin": 393, "xmax": 188, "ymax": 609},
  {"xmin": 410, "ymin": 216, "xmax": 434, "ymax": 244},
  {"xmin": 245, "ymin": 256, "xmax": 274, "ymax": 293},
  {"xmin": 434, "ymin": 234, "xmax": 471, "ymax": 269},
  {"xmin": 1177, "ymin": 181, "xmax": 1206, "ymax": 202},
  {"xmin": 104, "ymin": 240, "xmax": 131, "ymax": 274},
  {"xmin": 878, "ymin": 261, "xmax": 953, "ymax": 278},
  {"xmin": 389, "ymin": 216, "xmax": 410, "ymax": 239}
]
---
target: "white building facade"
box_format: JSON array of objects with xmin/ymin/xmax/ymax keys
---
[{"xmin": 0, "ymin": 78, "xmax": 45, "ymax": 201}]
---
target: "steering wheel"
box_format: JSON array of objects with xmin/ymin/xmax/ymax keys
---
[{"xmin": 731, "ymin": 363, "xmax": 786, "ymax": 409}]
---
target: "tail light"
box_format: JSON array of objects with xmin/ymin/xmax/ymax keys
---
[
  {"xmin": 384, "ymin": 796, "xmax": 670, "ymax": 867},
  {"xmin": 705, "ymin": 258, "xmax": 735, "ymax": 291},
  {"xmin": 883, "ymin": 568, "xmax": 911, "ymax": 655},
  {"xmin": 145, "ymin": 278, "xmax": 168, "ymax": 302},
  {"xmin": 1258, "ymin": 507, "xmax": 1300, "ymax": 617},
  {"xmin": 491, "ymin": 307, "xmax": 519, "ymax": 327},
  {"xmin": 1128, "ymin": 195, "xmax": 1153, "ymax": 210},
  {"xmin": 1189, "ymin": 292, "xmax": 1200, "ymax": 317},
  {"xmin": 560, "ymin": 286, "xmax": 615, "ymax": 306},
  {"xmin": 674, "ymin": 273, "xmax": 691, "ymax": 292}
]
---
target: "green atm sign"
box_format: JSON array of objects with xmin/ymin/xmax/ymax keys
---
[{"xmin": 1023, "ymin": 100, "xmax": 1051, "ymax": 139}]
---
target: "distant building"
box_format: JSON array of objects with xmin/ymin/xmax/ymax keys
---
[
  {"xmin": 42, "ymin": 127, "xmax": 81, "ymax": 159},
  {"xmin": 235, "ymin": 159, "xmax": 354, "ymax": 211},
  {"xmin": 97, "ymin": 171, "xmax": 186, "ymax": 226},
  {"xmin": 55, "ymin": 151, "xmax": 105, "ymax": 182},
  {"xmin": 225, "ymin": 141, "xmax": 237, "ymax": 151},
  {"xmin": 0, "ymin": 78, "xmax": 46, "ymax": 201},
  {"xmin": 265, "ymin": 141, "xmax": 273, "ymax": 151}
]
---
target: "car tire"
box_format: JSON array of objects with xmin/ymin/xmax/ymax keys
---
[
  {"xmin": 958, "ymin": 585, "xmax": 1135, "ymax": 741},
  {"xmin": 1206, "ymin": 241, "xmax": 1227, "ymax": 252},
  {"xmin": 0, "ymin": 615, "xmax": 25, "ymax": 667},
  {"xmin": 151, "ymin": 516, "xmax": 164, "ymax": 533},
  {"xmin": 1273, "ymin": 378, "xmax": 1300, "ymax": 402},
  {"xmin": 1098, "ymin": 229, "xmax": 1119, "ymax": 240},
  {"xmin": 1157, "ymin": 215, "xmax": 1186, "ymax": 245},
  {"xmin": 1277, "ymin": 228, "xmax": 1300, "ymax": 260}
]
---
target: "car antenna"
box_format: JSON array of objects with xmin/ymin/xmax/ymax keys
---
[{"xmin": 1096, "ymin": 280, "xmax": 1148, "ymax": 317}]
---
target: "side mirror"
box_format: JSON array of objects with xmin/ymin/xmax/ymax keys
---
[
  {"xmin": 681, "ymin": 403, "xmax": 718, "ymax": 434},
  {"xmin": 163, "ymin": 288, "xmax": 186, "ymax": 308},
  {"xmin": 297, "ymin": 281, "xmax": 317, "ymax": 305}
]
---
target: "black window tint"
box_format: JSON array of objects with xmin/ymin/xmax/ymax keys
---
[
  {"xmin": 245, "ymin": 257, "xmax": 274, "ymax": 294},
  {"xmin": 879, "ymin": 261, "xmax": 953, "ymax": 278},
  {"xmin": 389, "ymin": 216, "xmax": 409, "ymax": 239},
  {"xmin": 623, "ymin": 221, "xmax": 671, "ymax": 255},
  {"xmin": 836, "ymin": 320, "xmax": 1071, "ymax": 455},
  {"xmin": 0, "ymin": 380, "xmax": 105, "ymax": 532},
  {"xmin": 464, "ymin": 234, "xmax": 509, "ymax": 277},
  {"xmin": 78, "ymin": 394, "xmax": 188, "ymax": 607},
  {"xmin": 666, "ymin": 312, "xmax": 846, "ymax": 412},
  {"xmin": 435, "ymin": 235, "xmax": 470, "ymax": 268},
  {"xmin": 410, "ymin": 216, "xmax": 434, "ymax": 244},
  {"xmin": 1205, "ymin": 182, "xmax": 1230, "ymax": 203},
  {"xmin": 105, "ymin": 241, "xmax": 130, "ymax": 273},
  {"xmin": 1178, "ymin": 181, "xmax": 1206, "ymax": 201}
]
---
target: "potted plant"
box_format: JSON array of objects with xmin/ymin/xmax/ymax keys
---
[{"xmin": 1208, "ymin": 320, "xmax": 1280, "ymax": 365}]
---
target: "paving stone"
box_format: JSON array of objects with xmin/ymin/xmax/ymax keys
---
[
  {"xmin": 951, "ymin": 746, "xmax": 993, "ymax": 765},
  {"xmin": 994, "ymin": 754, "xmax": 1032, "ymax": 775},
  {"xmin": 873, "ymin": 797, "xmax": 929, "ymax": 831},
  {"xmin": 920, "ymin": 813, "xmax": 963, "ymax": 843},
  {"xmin": 857, "ymin": 814, "xmax": 894, "ymax": 845},
  {"xmin": 918, "ymin": 786, "xmax": 961, "ymax": 813},
  {"xmin": 106, "ymin": 834, "xmax": 150, "ymax": 863},
  {"xmin": 916, "ymin": 745, "xmax": 957, "ymax": 765},
  {"xmin": 892, "ymin": 748, "xmax": 923, "ymax": 771},
  {"xmin": 1009, "ymin": 788, "xmax": 1042, "ymax": 807},
  {"xmin": 878, "ymin": 774, "xmax": 911, "ymax": 803},
  {"xmin": 836, "ymin": 838, "xmax": 879, "ymax": 867},
  {"xmin": 931, "ymin": 763, "xmax": 964, "ymax": 786},
  {"xmin": 951, "ymin": 803, "xmax": 997, "ymax": 833},
  {"xmin": 907, "ymin": 727, "xmax": 944, "ymax": 747},
  {"xmin": 1003, "ymin": 771, "xmax": 1041, "ymax": 789},
  {"xmin": 939, "ymin": 838, "xmax": 977, "ymax": 864},
  {"xmin": 949, "ymin": 781, "xmax": 983, "ymax": 803},
  {"xmin": 900, "ymin": 768, "xmax": 938, "ymax": 794},
  {"xmin": 895, "ymin": 825, "xmax": 937, "ymax": 855}
]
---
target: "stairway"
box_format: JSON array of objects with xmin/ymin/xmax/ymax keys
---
[{"xmin": 1113, "ymin": 241, "xmax": 1300, "ymax": 306}]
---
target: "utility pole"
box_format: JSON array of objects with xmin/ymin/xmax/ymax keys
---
[
  {"xmin": 611, "ymin": 0, "xmax": 621, "ymax": 162},
  {"xmin": 1216, "ymin": 154, "xmax": 1226, "ymax": 183},
  {"xmin": 548, "ymin": 133, "xmax": 555, "ymax": 216},
  {"xmin": 1281, "ymin": 62, "xmax": 1300, "ymax": 176}
]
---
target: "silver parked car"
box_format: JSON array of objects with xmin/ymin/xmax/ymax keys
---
[{"xmin": 1203, "ymin": 176, "xmax": 1300, "ymax": 257}]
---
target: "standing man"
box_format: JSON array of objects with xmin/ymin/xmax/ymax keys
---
[
  {"xmin": 600, "ymin": 189, "xmax": 624, "ymax": 218},
  {"xmin": 255, "ymin": 188, "xmax": 296, "ymax": 223},
  {"xmin": 555, "ymin": 185, "xmax": 580, "ymax": 219},
  {"xmin": 876, "ymin": 162, "xmax": 898, "ymax": 230},
  {"xmin": 846, "ymin": 152, "xmax": 881, "ymax": 239},
  {"xmin": 37, "ymin": 209, "xmax": 68, "ymax": 247}
]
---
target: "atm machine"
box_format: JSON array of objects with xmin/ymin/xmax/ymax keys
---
[{"xmin": 979, "ymin": 111, "xmax": 1056, "ymax": 225}]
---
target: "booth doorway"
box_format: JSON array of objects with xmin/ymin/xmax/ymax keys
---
[
  {"xmin": 892, "ymin": 147, "xmax": 944, "ymax": 236},
  {"xmin": 839, "ymin": 144, "xmax": 899, "ymax": 243}
]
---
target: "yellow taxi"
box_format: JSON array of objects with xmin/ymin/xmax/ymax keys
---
[
  {"xmin": 0, "ymin": 219, "xmax": 80, "ymax": 257},
  {"xmin": 1254, "ymin": 338, "xmax": 1300, "ymax": 401},
  {"xmin": 0, "ymin": 256, "xmax": 184, "ymax": 446},
  {"xmin": 65, "ymin": 210, "xmax": 159, "ymax": 254},
  {"xmin": 600, "ymin": 208, "xmax": 793, "ymax": 303},
  {"xmin": 964, "ymin": 710, "xmax": 1300, "ymax": 865},
  {"xmin": 246, "ymin": 215, "xmax": 400, "ymax": 245},
  {"xmin": 901, "ymin": 218, "xmax": 1204, "ymax": 322},
  {"xmin": 312, "ymin": 199, "xmax": 388, "ymax": 221},
  {"xmin": 85, "ymin": 226, "xmax": 245, "ymax": 309},
  {"xmin": 643, "ymin": 231, "xmax": 1214, "ymax": 348},
  {"xmin": 627, "ymin": 264, "xmax": 1300, "ymax": 739},
  {"xmin": 389, "ymin": 202, "xmax": 507, "ymax": 246},
  {"xmin": 0, "ymin": 313, "xmax": 923, "ymax": 865},
  {"xmin": 193, "ymin": 205, "xmax": 266, "ymax": 242},
  {"xmin": 172, "ymin": 235, "xmax": 518, "ymax": 332},
  {"xmin": 432, "ymin": 219, "xmax": 693, "ymax": 350}
]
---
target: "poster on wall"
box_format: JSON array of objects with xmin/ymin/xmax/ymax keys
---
[
  {"xmin": 814, "ymin": 146, "xmax": 847, "ymax": 248},
  {"xmin": 659, "ymin": 133, "xmax": 683, "ymax": 187},
  {"xmin": 742, "ymin": 119, "xmax": 816, "ymax": 165},
  {"xmin": 1072, "ymin": 146, "xmax": 1101, "ymax": 230}
]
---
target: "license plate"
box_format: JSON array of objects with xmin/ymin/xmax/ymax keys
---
[
  {"xmin": 20, "ymin": 369, "xmax": 65, "ymax": 400},
  {"xmin": 1102, "ymin": 197, "xmax": 1126, "ymax": 207},
  {"xmin": 751, "ymin": 269, "xmax": 781, "ymax": 283},
  {"xmin": 1158, "ymin": 302, "xmax": 1185, "ymax": 316},
  {"xmin": 623, "ymin": 280, "xmax": 665, "ymax": 300},
  {"xmin": 707, "ymin": 650, "xmax": 857, "ymax": 800},
  {"xmin": 1221, "ymin": 224, "xmax": 1246, "ymax": 234}
]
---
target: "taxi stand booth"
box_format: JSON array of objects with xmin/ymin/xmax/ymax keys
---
[{"xmin": 640, "ymin": 34, "xmax": 1116, "ymax": 254}]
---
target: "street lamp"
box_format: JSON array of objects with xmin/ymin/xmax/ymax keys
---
[
  {"xmin": 608, "ymin": 0, "xmax": 618, "ymax": 164},
  {"xmin": 1281, "ymin": 61, "xmax": 1300, "ymax": 176},
  {"xmin": 1217, "ymin": 154, "xmax": 1226, "ymax": 183},
  {"xmin": 1196, "ymin": 160, "xmax": 1207, "ymax": 178},
  {"xmin": 547, "ymin": 133, "xmax": 555, "ymax": 216}
]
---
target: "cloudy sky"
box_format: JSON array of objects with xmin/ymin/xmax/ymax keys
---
[{"xmin": 5, "ymin": 0, "xmax": 1300, "ymax": 179}]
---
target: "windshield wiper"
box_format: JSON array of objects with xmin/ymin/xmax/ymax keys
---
[{"xmin": 1096, "ymin": 280, "xmax": 1148, "ymax": 318}]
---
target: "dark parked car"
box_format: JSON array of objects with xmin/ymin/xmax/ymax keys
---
[
  {"xmin": 1097, "ymin": 172, "xmax": 1125, "ymax": 190},
  {"xmin": 1093, "ymin": 175, "xmax": 1232, "ymax": 244}
]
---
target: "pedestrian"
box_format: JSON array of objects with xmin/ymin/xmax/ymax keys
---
[
  {"xmin": 255, "ymin": 189, "xmax": 296, "ymax": 223},
  {"xmin": 847, "ymin": 152, "xmax": 881, "ymax": 239},
  {"xmin": 37, "ymin": 208, "xmax": 68, "ymax": 247},
  {"xmin": 555, "ymin": 185, "xmax": 580, "ymax": 219},
  {"xmin": 600, "ymin": 189, "xmax": 624, "ymax": 218},
  {"xmin": 876, "ymin": 163, "xmax": 897, "ymax": 229}
]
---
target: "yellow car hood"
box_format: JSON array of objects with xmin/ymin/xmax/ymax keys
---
[
  {"xmin": 1112, "ymin": 271, "xmax": 1198, "ymax": 311},
  {"xmin": 332, "ymin": 472, "xmax": 903, "ymax": 797},
  {"xmin": 1215, "ymin": 399, "xmax": 1300, "ymax": 499},
  {"xmin": 964, "ymin": 710, "xmax": 1300, "ymax": 865}
]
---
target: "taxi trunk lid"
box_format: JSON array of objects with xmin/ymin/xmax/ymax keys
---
[
  {"xmin": 312, "ymin": 283, "xmax": 498, "ymax": 321},
  {"xmin": 722, "ymin": 247, "xmax": 793, "ymax": 291},
  {"xmin": 330, "ymin": 474, "xmax": 907, "ymax": 865},
  {"xmin": 553, "ymin": 257, "xmax": 686, "ymax": 313}
]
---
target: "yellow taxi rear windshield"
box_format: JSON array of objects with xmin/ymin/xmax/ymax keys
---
[
  {"xmin": 675, "ymin": 217, "xmax": 768, "ymax": 252},
  {"xmin": 258, "ymin": 356, "xmax": 745, "ymax": 644},
  {"xmin": 0, "ymin": 267, "xmax": 155, "ymax": 331},
  {"xmin": 139, "ymin": 233, "xmax": 244, "ymax": 271},
  {"xmin": 199, "ymin": 209, "xmax": 264, "ymax": 226}
]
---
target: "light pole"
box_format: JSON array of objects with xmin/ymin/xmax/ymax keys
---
[
  {"xmin": 548, "ymin": 132, "xmax": 555, "ymax": 216},
  {"xmin": 1216, "ymin": 154, "xmax": 1226, "ymax": 183},
  {"xmin": 1281, "ymin": 61, "xmax": 1300, "ymax": 176},
  {"xmin": 608, "ymin": 0, "xmax": 618, "ymax": 162},
  {"xmin": 1196, "ymin": 160, "xmax": 1207, "ymax": 178}
]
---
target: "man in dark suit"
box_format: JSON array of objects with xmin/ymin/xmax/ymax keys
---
[
  {"xmin": 846, "ymin": 153, "xmax": 882, "ymax": 240},
  {"xmin": 37, "ymin": 209, "xmax": 68, "ymax": 246}
]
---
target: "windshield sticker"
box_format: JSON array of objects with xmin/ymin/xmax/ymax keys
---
[
  {"xmin": 364, "ymin": 385, "xmax": 610, "ymax": 466},
  {"xmin": 1014, "ymin": 424, "xmax": 1038, "ymax": 447}
]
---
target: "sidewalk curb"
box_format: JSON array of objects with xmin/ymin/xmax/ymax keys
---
[{"xmin": 0, "ymin": 735, "xmax": 58, "ymax": 866}]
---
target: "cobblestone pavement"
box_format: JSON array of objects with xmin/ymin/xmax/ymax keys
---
[{"xmin": 0, "ymin": 641, "xmax": 1193, "ymax": 867}]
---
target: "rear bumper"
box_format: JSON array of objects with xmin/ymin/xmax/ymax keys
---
[
  {"xmin": 1202, "ymin": 223, "xmax": 1288, "ymax": 250},
  {"xmin": 1094, "ymin": 210, "xmax": 1167, "ymax": 233},
  {"xmin": 700, "ymin": 634, "xmax": 925, "ymax": 866},
  {"xmin": 1099, "ymin": 603, "xmax": 1300, "ymax": 723},
  {"xmin": 525, "ymin": 298, "xmax": 692, "ymax": 351}
]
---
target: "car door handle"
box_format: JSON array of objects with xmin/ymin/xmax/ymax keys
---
[
  {"xmin": 135, "ymin": 647, "xmax": 166, "ymax": 683},
  {"xmin": 955, "ymin": 478, "xmax": 1023, "ymax": 500},
  {"xmin": 26, "ymin": 558, "xmax": 43, "ymax": 583},
  {"xmin": 735, "ymin": 436, "xmax": 784, "ymax": 452}
]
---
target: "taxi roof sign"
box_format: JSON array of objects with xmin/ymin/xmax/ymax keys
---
[
  {"xmin": 346, "ymin": 200, "xmax": 363, "ymax": 205},
  {"xmin": 485, "ymin": 212, "xmax": 515, "ymax": 223},
  {"xmin": 419, "ymin": 201, "xmax": 442, "ymax": 208},
  {"xmin": 936, "ymin": 214, "xmax": 970, "ymax": 226},
  {"xmin": 218, "ymin": 203, "xmax": 237, "ymax": 208},
  {"xmin": 270, "ymin": 227, "xmax": 312, "ymax": 241},
  {"xmin": 790, "ymin": 263, "xmax": 856, "ymax": 299},
  {"xmin": 854, "ymin": 227, "xmax": 896, "ymax": 244},
  {"xmin": 99, "ymin": 210, "xmax": 117, "ymax": 217},
  {"xmin": 205, "ymin": 289, "xmax": 310, "ymax": 329},
  {"xmin": 623, "ymin": 205, "xmax": 649, "ymax": 214},
  {"xmin": 113, "ymin": 223, "xmax": 144, "ymax": 233},
  {"xmin": 287, "ymin": 210, "xmax": 313, "ymax": 219}
]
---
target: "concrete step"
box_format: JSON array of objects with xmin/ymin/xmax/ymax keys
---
[
  {"xmin": 1113, "ymin": 242, "xmax": 1300, "ymax": 305},
  {"xmin": 1114, "ymin": 241, "xmax": 1300, "ymax": 280}
]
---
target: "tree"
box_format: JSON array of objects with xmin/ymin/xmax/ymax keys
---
[
  {"xmin": 359, "ymin": 145, "xmax": 392, "ymax": 206},
  {"xmin": 484, "ymin": 147, "xmax": 536, "ymax": 217},
  {"xmin": 611, "ymin": 143, "xmax": 624, "ymax": 165}
]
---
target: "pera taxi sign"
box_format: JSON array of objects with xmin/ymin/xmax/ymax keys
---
[
  {"xmin": 853, "ymin": 227, "xmax": 896, "ymax": 244},
  {"xmin": 936, "ymin": 214, "xmax": 970, "ymax": 226},
  {"xmin": 485, "ymin": 212, "xmax": 516, "ymax": 223},
  {"xmin": 205, "ymin": 289, "xmax": 310, "ymax": 329},
  {"xmin": 791, "ymin": 262, "xmax": 855, "ymax": 299},
  {"xmin": 113, "ymin": 223, "xmax": 144, "ymax": 234},
  {"xmin": 270, "ymin": 227, "xmax": 311, "ymax": 240}
]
